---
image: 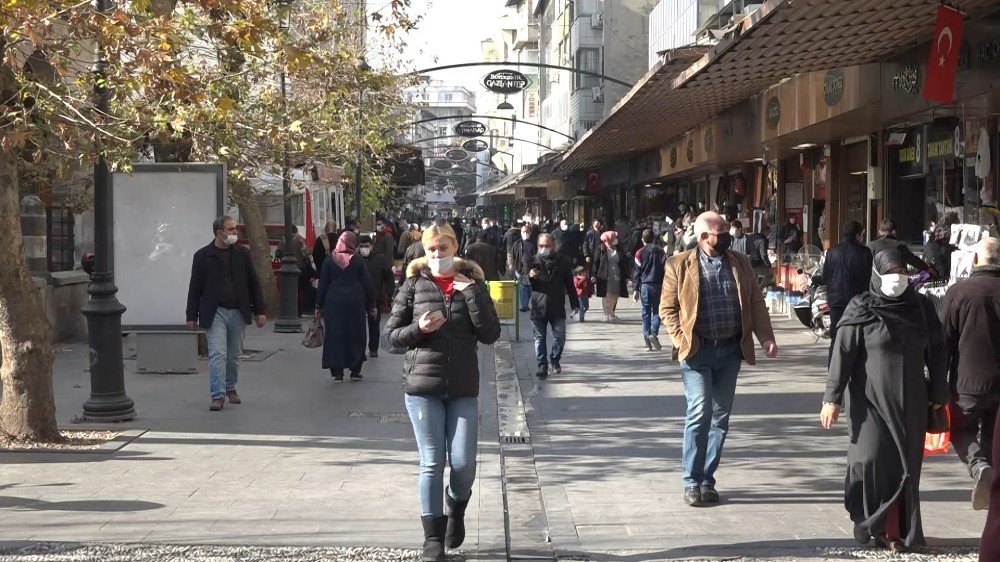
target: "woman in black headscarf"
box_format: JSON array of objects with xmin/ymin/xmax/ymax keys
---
[{"xmin": 820, "ymin": 249, "xmax": 949, "ymax": 552}]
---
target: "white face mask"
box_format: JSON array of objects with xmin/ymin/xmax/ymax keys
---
[
  {"xmin": 875, "ymin": 270, "xmax": 909, "ymax": 298},
  {"xmin": 224, "ymin": 234, "xmax": 238, "ymax": 246},
  {"xmin": 359, "ymin": 247, "xmax": 372, "ymax": 257},
  {"xmin": 538, "ymin": 247, "xmax": 551, "ymax": 257},
  {"xmin": 730, "ymin": 228, "xmax": 738, "ymax": 237},
  {"xmin": 560, "ymin": 223, "xmax": 568, "ymax": 231},
  {"xmin": 521, "ymin": 233, "xmax": 530, "ymax": 241},
  {"xmin": 429, "ymin": 255, "xmax": 454, "ymax": 274}
]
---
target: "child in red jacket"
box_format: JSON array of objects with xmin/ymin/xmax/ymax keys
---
[{"xmin": 573, "ymin": 265, "xmax": 592, "ymax": 323}]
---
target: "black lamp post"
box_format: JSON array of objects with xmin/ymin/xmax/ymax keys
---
[
  {"xmin": 81, "ymin": 0, "xmax": 135, "ymax": 421},
  {"xmin": 274, "ymin": 0, "xmax": 301, "ymax": 333},
  {"xmin": 353, "ymin": 59, "xmax": 370, "ymax": 221}
]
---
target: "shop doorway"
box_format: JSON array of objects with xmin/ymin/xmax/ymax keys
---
[{"xmin": 892, "ymin": 177, "xmax": 928, "ymax": 244}]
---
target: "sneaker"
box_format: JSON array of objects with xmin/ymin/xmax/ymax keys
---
[
  {"xmin": 535, "ymin": 364, "xmax": 548, "ymax": 378},
  {"xmin": 973, "ymin": 465, "xmax": 994, "ymax": 510},
  {"xmin": 552, "ymin": 360, "xmax": 561, "ymax": 374},
  {"xmin": 369, "ymin": 349, "xmax": 379, "ymax": 358},
  {"xmin": 644, "ymin": 343, "xmax": 653, "ymax": 351},
  {"xmin": 579, "ymin": 317, "xmax": 586, "ymax": 323},
  {"xmin": 610, "ymin": 313, "xmax": 619, "ymax": 321},
  {"xmin": 350, "ymin": 369, "xmax": 363, "ymax": 382},
  {"xmin": 649, "ymin": 335, "xmax": 662, "ymax": 351},
  {"xmin": 332, "ymin": 371, "xmax": 345, "ymax": 382},
  {"xmin": 605, "ymin": 314, "xmax": 612, "ymax": 322},
  {"xmin": 209, "ymin": 398, "xmax": 225, "ymax": 411},
  {"xmin": 225, "ymin": 390, "xmax": 241, "ymax": 405}
]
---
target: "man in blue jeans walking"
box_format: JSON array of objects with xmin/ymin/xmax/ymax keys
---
[
  {"xmin": 660, "ymin": 212, "xmax": 777, "ymax": 507},
  {"xmin": 632, "ymin": 229, "xmax": 665, "ymax": 351},
  {"xmin": 187, "ymin": 216, "xmax": 267, "ymax": 411},
  {"xmin": 528, "ymin": 234, "xmax": 580, "ymax": 378}
]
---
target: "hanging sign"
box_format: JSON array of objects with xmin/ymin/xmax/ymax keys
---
[
  {"xmin": 432, "ymin": 160, "xmax": 453, "ymax": 171},
  {"xmin": 482, "ymin": 70, "xmax": 531, "ymax": 94},
  {"xmin": 462, "ymin": 139, "xmax": 489, "ymax": 152},
  {"xmin": 455, "ymin": 121, "xmax": 487, "ymax": 137},
  {"xmin": 446, "ymin": 149, "xmax": 468, "ymax": 161},
  {"xmin": 765, "ymin": 96, "xmax": 781, "ymax": 129}
]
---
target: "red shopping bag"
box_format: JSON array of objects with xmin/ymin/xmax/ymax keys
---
[{"xmin": 924, "ymin": 404, "xmax": 951, "ymax": 456}]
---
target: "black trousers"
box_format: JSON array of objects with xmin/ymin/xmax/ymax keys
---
[
  {"xmin": 951, "ymin": 393, "xmax": 999, "ymax": 477},
  {"xmin": 827, "ymin": 305, "xmax": 846, "ymax": 363},
  {"xmin": 367, "ymin": 309, "xmax": 382, "ymax": 353}
]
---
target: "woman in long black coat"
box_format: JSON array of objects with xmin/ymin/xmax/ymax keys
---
[
  {"xmin": 592, "ymin": 230, "xmax": 628, "ymax": 321},
  {"xmin": 316, "ymin": 231, "xmax": 375, "ymax": 381},
  {"xmin": 821, "ymin": 249, "xmax": 949, "ymax": 552}
]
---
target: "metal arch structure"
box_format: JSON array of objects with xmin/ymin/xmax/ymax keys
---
[
  {"xmin": 414, "ymin": 61, "xmax": 634, "ymax": 88},
  {"xmin": 406, "ymin": 134, "xmax": 562, "ymax": 153},
  {"xmin": 396, "ymin": 114, "xmax": 576, "ymax": 142}
]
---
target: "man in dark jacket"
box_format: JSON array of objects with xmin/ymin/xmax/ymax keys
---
[
  {"xmin": 632, "ymin": 229, "xmax": 665, "ymax": 351},
  {"xmin": 512, "ymin": 224, "xmax": 537, "ymax": 311},
  {"xmin": 822, "ymin": 220, "xmax": 873, "ymax": 347},
  {"xmin": 583, "ymin": 219, "xmax": 603, "ymax": 271},
  {"xmin": 941, "ymin": 237, "xmax": 1000, "ymax": 510},
  {"xmin": 358, "ymin": 235, "xmax": 394, "ymax": 358},
  {"xmin": 502, "ymin": 222, "xmax": 522, "ymax": 277},
  {"xmin": 867, "ymin": 218, "xmax": 927, "ymax": 271},
  {"xmin": 465, "ymin": 231, "xmax": 500, "ymax": 281},
  {"xmin": 777, "ymin": 215, "xmax": 803, "ymax": 257},
  {"xmin": 528, "ymin": 233, "xmax": 580, "ymax": 378},
  {"xmin": 187, "ymin": 215, "xmax": 267, "ymax": 411}
]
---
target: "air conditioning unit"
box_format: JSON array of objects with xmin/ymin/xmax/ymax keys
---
[
  {"xmin": 591, "ymin": 86, "xmax": 604, "ymax": 103},
  {"xmin": 591, "ymin": 12, "xmax": 603, "ymax": 29}
]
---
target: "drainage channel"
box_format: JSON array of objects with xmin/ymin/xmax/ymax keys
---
[{"xmin": 494, "ymin": 340, "xmax": 556, "ymax": 562}]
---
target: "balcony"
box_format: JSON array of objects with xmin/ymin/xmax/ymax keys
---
[{"xmin": 513, "ymin": 22, "xmax": 539, "ymax": 51}]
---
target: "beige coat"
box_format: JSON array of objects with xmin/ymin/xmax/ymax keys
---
[{"xmin": 659, "ymin": 248, "xmax": 775, "ymax": 365}]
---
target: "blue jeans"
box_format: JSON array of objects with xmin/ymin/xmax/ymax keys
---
[
  {"xmin": 404, "ymin": 394, "xmax": 479, "ymax": 517},
  {"xmin": 640, "ymin": 283, "xmax": 661, "ymax": 343},
  {"xmin": 578, "ymin": 296, "xmax": 590, "ymax": 321},
  {"xmin": 516, "ymin": 273, "xmax": 531, "ymax": 311},
  {"xmin": 679, "ymin": 343, "xmax": 742, "ymax": 487},
  {"xmin": 531, "ymin": 317, "xmax": 566, "ymax": 366},
  {"xmin": 206, "ymin": 308, "xmax": 246, "ymax": 400}
]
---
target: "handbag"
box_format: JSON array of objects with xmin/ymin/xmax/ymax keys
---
[
  {"xmin": 924, "ymin": 404, "xmax": 951, "ymax": 456},
  {"xmin": 301, "ymin": 317, "xmax": 324, "ymax": 348}
]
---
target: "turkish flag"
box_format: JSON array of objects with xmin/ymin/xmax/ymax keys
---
[
  {"xmin": 585, "ymin": 169, "xmax": 602, "ymax": 193},
  {"xmin": 922, "ymin": 4, "xmax": 964, "ymax": 104}
]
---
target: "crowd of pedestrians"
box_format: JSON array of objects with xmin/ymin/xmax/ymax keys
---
[{"xmin": 185, "ymin": 211, "xmax": 999, "ymax": 561}]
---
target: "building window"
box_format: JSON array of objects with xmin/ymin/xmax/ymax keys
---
[
  {"xmin": 443, "ymin": 93, "xmax": 453, "ymax": 102},
  {"xmin": 575, "ymin": 48, "xmax": 600, "ymax": 89}
]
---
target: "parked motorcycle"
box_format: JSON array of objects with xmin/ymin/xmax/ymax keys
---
[{"xmin": 792, "ymin": 270, "xmax": 831, "ymax": 339}]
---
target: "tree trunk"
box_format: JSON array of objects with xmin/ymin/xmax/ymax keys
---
[
  {"xmin": 230, "ymin": 179, "xmax": 279, "ymax": 317},
  {"xmin": 0, "ymin": 147, "xmax": 59, "ymax": 442}
]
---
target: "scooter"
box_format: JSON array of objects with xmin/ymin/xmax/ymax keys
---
[{"xmin": 792, "ymin": 271, "xmax": 831, "ymax": 339}]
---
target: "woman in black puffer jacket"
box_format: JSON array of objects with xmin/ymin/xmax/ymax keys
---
[{"xmin": 384, "ymin": 221, "xmax": 501, "ymax": 562}]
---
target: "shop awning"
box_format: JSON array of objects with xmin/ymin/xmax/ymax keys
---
[{"xmin": 558, "ymin": 0, "xmax": 1000, "ymax": 174}]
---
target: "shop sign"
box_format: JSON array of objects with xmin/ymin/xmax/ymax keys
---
[
  {"xmin": 686, "ymin": 137, "xmax": 694, "ymax": 162},
  {"xmin": 669, "ymin": 146, "xmax": 678, "ymax": 168},
  {"xmin": 894, "ymin": 128, "xmax": 925, "ymax": 178},
  {"xmin": 462, "ymin": 139, "xmax": 488, "ymax": 152},
  {"xmin": 482, "ymin": 70, "xmax": 530, "ymax": 95},
  {"xmin": 927, "ymin": 128, "xmax": 957, "ymax": 161},
  {"xmin": 432, "ymin": 159, "xmax": 453, "ymax": 171},
  {"xmin": 445, "ymin": 148, "xmax": 468, "ymax": 161},
  {"xmin": 891, "ymin": 61, "xmax": 921, "ymax": 96},
  {"xmin": 704, "ymin": 127, "xmax": 714, "ymax": 154},
  {"xmin": 823, "ymin": 68, "xmax": 845, "ymax": 106},
  {"xmin": 455, "ymin": 121, "xmax": 487, "ymax": 137},
  {"xmin": 976, "ymin": 36, "xmax": 1000, "ymax": 64},
  {"xmin": 765, "ymin": 96, "xmax": 781, "ymax": 129}
]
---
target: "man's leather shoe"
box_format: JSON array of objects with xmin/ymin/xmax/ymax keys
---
[
  {"xmin": 210, "ymin": 398, "xmax": 224, "ymax": 411},
  {"xmin": 535, "ymin": 364, "xmax": 548, "ymax": 378},
  {"xmin": 684, "ymin": 486, "xmax": 703, "ymax": 507},
  {"xmin": 226, "ymin": 390, "xmax": 241, "ymax": 404},
  {"xmin": 700, "ymin": 485, "xmax": 720, "ymax": 504}
]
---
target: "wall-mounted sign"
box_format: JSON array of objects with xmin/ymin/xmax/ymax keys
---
[
  {"xmin": 686, "ymin": 137, "xmax": 694, "ymax": 162},
  {"xmin": 894, "ymin": 127, "xmax": 926, "ymax": 178},
  {"xmin": 462, "ymin": 139, "xmax": 488, "ymax": 152},
  {"xmin": 482, "ymin": 70, "xmax": 530, "ymax": 95},
  {"xmin": 823, "ymin": 68, "xmax": 845, "ymax": 106},
  {"xmin": 669, "ymin": 146, "xmax": 678, "ymax": 168},
  {"xmin": 765, "ymin": 96, "xmax": 781, "ymax": 129},
  {"xmin": 927, "ymin": 127, "xmax": 957, "ymax": 162},
  {"xmin": 432, "ymin": 159, "xmax": 454, "ymax": 171},
  {"xmin": 891, "ymin": 61, "xmax": 921, "ymax": 96},
  {"xmin": 445, "ymin": 149, "xmax": 468, "ymax": 161},
  {"xmin": 455, "ymin": 121, "xmax": 487, "ymax": 137},
  {"xmin": 704, "ymin": 127, "xmax": 714, "ymax": 154}
]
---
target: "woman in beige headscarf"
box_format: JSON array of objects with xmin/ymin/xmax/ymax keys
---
[{"xmin": 313, "ymin": 220, "xmax": 339, "ymax": 272}]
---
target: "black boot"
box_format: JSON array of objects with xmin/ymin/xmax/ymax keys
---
[
  {"xmin": 420, "ymin": 515, "xmax": 448, "ymax": 561},
  {"xmin": 445, "ymin": 488, "xmax": 469, "ymax": 548}
]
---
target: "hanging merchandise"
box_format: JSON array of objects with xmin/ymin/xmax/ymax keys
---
[{"xmin": 976, "ymin": 127, "xmax": 991, "ymax": 180}]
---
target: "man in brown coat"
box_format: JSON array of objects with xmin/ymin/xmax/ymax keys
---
[{"xmin": 660, "ymin": 211, "xmax": 777, "ymax": 507}]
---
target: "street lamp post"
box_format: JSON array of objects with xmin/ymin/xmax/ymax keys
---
[
  {"xmin": 81, "ymin": 0, "xmax": 135, "ymax": 421},
  {"xmin": 274, "ymin": 4, "xmax": 301, "ymax": 334}
]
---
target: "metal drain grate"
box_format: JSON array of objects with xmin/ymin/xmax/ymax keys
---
[{"xmin": 500, "ymin": 434, "xmax": 529, "ymax": 444}]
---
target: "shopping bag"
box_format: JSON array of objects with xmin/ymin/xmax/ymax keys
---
[
  {"xmin": 924, "ymin": 404, "xmax": 951, "ymax": 456},
  {"xmin": 301, "ymin": 317, "xmax": 324, "ymax": 348}
]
